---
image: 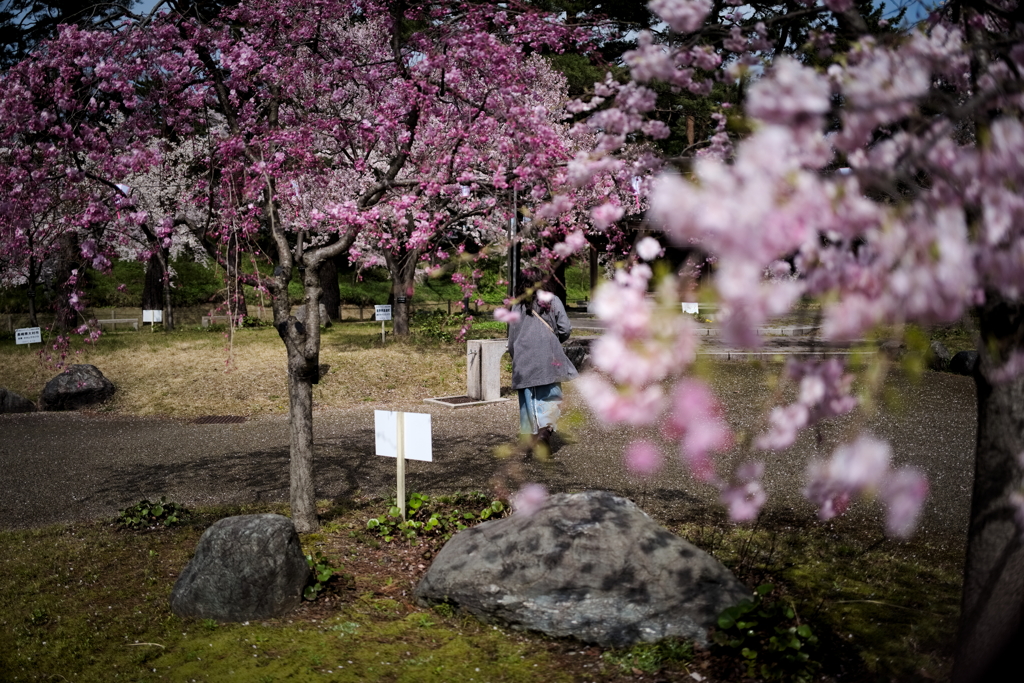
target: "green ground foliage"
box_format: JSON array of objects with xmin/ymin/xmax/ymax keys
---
[
  {"xmin": 2, "ymin": 255, "xmax": 593, "ymax": 319},
  {"xmin": 0, "ymin": 499, "xmax": 961, "ymax": 682}
]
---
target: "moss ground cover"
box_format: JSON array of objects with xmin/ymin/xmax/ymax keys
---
[{"xmin": 0, "ymin": 495, "xmax": 962, "ymax": 682}]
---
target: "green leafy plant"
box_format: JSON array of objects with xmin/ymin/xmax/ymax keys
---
[
  {"xmin": 601, "ymin": 638, "xmax": 694, "ymax": 674},
  {"xmin": 241, "ymin": 315, "xmax": 272, "ymax": 328},
  {"xmin": 712, "ymin": 584, "xmax": 820, "ymax": 682},
  {"xmin": 304, "ymin": 551, "xmax": 338, "ymax": 601},
  {"xmin": 116, "ymin": 496, "xmax": 190, "ymax": 529},
  {"xmin": 365, "ymin": 492, "xmax": 505, "ymax": 543},
  {"xmin": 411, "ymin": 310, "xmax": 463, "ymax": 342}
]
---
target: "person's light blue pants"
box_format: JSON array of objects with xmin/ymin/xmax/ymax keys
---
[{"xmin": 518, "ymin": 383, "xmax": 563, "ymax": 435}]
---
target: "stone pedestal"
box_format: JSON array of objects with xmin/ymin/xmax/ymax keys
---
[{"xmin": 467, "ymin": 339, "xmax": 507, "ymax": 402}]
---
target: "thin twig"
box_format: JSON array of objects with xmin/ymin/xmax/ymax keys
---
[{"xmin": 125, "ymin": 642, "xmax": 166, "ymax": 648}]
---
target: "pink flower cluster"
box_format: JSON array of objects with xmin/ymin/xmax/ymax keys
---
[
  {"xmin": 757, "ymin": 359, "xmax": 857, "ymax": 451},
  {"xmin": 804, "ymin": 435, "xmax": 928, "ymax": 538}
]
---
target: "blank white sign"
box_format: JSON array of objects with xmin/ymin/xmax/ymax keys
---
[
  {"xmin": 143, "ymin": 310, "xmax": 163, "ymax": 322},
  {"xmin": 374, "ymin": 410, "xmax": 432, "ymax": 462}
]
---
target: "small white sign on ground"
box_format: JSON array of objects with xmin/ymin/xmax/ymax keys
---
[
  {"xmin": 375, "ymin": 305, "xmax": 392, "ymax": 321},
  {"xmin": 142, "ymin": 309, "xmax": 163, "ymax": 323},
  {"xmin": 681, "ymin": 302, "xmax": 699, "ymax": 315},
  {"xmin": 15, "ymin": 327, "xmax": 42, "ymax": 345},
  {"xmin": 374, "ymin": 410, "xmax": 432, "ymax": 462}
]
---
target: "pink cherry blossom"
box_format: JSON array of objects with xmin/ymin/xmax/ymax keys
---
[
  {"xmin": 635, "ymin": 236, "xmax": 662, "ymax": 261},
  {"xmin": 625, "ymin": 441, "xmax": 663, "ymax": 477},
  {"xmin": 649, "ymin": 0, "xmax": 713, "ymax": 35},
  {"xmin": 591, "ymin": 202, "xmax": 624, "ymax": 230},
  {"xmin": 720, "ymin": 461, "xmax": 767, "ymax": 522},
  {"xmin": 512, "ymin": 483, "xmax": 549, "ymax": 517},
  {"xmin": 880, "ymin": 468, "xmax": 929, "ymax": 539},
  {"xmin": 663, "ymin": 379, "xmax": 733, "ymax": 481},
  {"xmin": 493, "ymin": 307, "xmax": 521, "ymax": 323},
  {"xmin": 575, "ymin": 373, "xmax": 665, "ymax": 426}
]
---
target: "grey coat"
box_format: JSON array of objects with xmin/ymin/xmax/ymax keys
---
[{"xmin": 507, "ymin": 296, "xmax": 579, "ymax": 390}]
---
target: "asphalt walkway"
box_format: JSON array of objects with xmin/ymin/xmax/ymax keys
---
[{"xmin": 0, "ymin": 363, "xmax": 977, "ymax": 554}]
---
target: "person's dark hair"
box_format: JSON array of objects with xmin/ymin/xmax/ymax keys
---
[
  {"xmin": 514, "ymin": 272, "xmax": 539, "ymax": 305},
  {"xmin": 514, "ymin": 271, "xmax": 553, "ymax": 310}
]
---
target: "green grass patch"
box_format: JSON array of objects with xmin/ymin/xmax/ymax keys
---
[
  {"xmin": 676, "ymin": 516, "xmax": 961, "ymax": 681},
  {"xmin": 0, "ymin": 499, "xmax": 961, "ymax": 683}
]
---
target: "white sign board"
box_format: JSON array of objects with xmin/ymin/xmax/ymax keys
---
[
  {"xmin": 15, "ymin": 327, "xmax": 42, "ymax": 345},
  {"xmin": 142, "ymin": 309, "xmax": 163, "ymax": 323},
  {"xmin": 375, "ymin": 305, "xmax": 392, "ymax": 321},
  {"xmin": 374, "ymin": 410, "xmax": 432, "ymax": 462},
  {"xmin": 681, "ymin": 302, "xmax": 699, "ymax": 315}
]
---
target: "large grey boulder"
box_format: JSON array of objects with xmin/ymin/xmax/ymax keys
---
[
  {"xmin": 39, "ymin": 364, "xmax": 115, "ymax": 411},
  {"xmin": 0, "ymin": 388, "xmax": 35, "ymax": 413},
  {"xmin": 414, "ymin": 490, "xmax": 750, "ymax": 647},
  {"xmin": 171, "ymin": 514, "xmax": 309, "ymax": 622}
]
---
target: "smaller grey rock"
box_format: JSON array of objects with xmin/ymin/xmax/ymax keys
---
[
  {"xmin": 949, "ymin": 350, "xmax": 979, "ymax": 376},
  {"xmin": 0, "ymin": 388, "xmax": 35, "ymax": 413},
  {"xmin": 879, "ymin": 339, "xmax": 906, "ymax": 358},
  {"xmin": 170, "ymin": 514, "xmax": 309, "ymax": 622},
  {"xmin": 39, "ymin": 364, "xmax": 115, "ymax": 411},
  {"xmin": 927, "ymin": 341, "xmax": 951, "ymax": 371}
]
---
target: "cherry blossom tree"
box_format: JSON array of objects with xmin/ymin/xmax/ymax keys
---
[
  {"xmin": 543, "ymin": 0, "xmax": 1024, "ymax": 678},
  {"xmin": 1, "ymin": 0, "xmax": 592, "ymax": 532}
]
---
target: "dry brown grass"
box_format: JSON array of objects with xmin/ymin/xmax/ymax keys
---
[{"xmin": 0, "ymin": 324, "xmax": 484, "ymax": 418}]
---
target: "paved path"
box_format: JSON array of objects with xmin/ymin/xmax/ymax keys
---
[{"xmin": 1, "ymin": 364, "xmax": 977, "ymax": 554}]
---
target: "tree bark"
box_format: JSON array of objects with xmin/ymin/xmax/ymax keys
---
[
  {"xmin": 26, "ymin": 251, "xmax": 39, "ymax": 328},
  {"xmin": 550, "ymin": 260, "xmax": 567, "ymax": 309},
  {"xmin": 953, "ymin": 295, "xmax": 1024, "ymax": 682},
  {"xmin": 319, "ymin": 255, "xmax": 341, "ymax": 322},
  {"xmin": 142, "ymin": 252, "xmax": 162, "ymax": 308},
  {"xmin": 273, "ymin": 262, "xmax": 326, "ymax": 533},
  {"xmin": 161, "ymin": 249, "xmax": 175, "ymax": 332},
  {"xmin": 284, "ymin": 320, "xmax": 318, "ymax": 534},
  {"xmin": 384, "ymin": 247, "xmax": 419, "ymax": 336},
  {"xmin": 142, "ymin": 250, "xmax": 174, "ymax": 331},
  {"xmin": 52, "ymin": 231, "xmax": 81, "ymax": 331}
]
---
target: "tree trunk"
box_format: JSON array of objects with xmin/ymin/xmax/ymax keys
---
[
  {"xmin": 26, "ymin": 253, "xmax": 39, "ymax": 328},
  {"xmin": 52, "ymin": 231, "xmax": 81, "ymax": 331},
  {"xmin": 286, "ymin": 338, "xmax": 318, "ymax": 533},
  {"xmin": 161, "ymin": 250, "xmax": 175, "ymax": 332},
  {"xmin": 384, "ymin": 247, "xmax": 419, "ymax": 336},
  {"xmin": 143, "ymin": 250, "xmax": 175, "ymax": 331},
  {"xmin": 319, "ymin": 255, "xmax": 341, "ymax": 322},
  {"xmin": 550, "ymin": 260, "xmax": 567, "ymax": 309},
  {"xmin": 142, "ymin": 252, "xmax": 163, "ymax": 310},
  {"xmin": 273, "ymin": 263, "xmax": 327, "ymax": 533},
  {"xmin": 227, "ymin": 232, "xmax": 248, "ymax": 321},
  {"xmin": 953, "ymin": 295, "xmax": 1024, "ymax": 682}
]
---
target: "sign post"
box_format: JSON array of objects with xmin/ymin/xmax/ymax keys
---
[
  {"xmin": 15, "ymin": 327, "xmax": 42, "ymax": 351},
  {"xmin": 142, "ymin": 309, "xmax": 162, "ymax": 332},
  {"xmin": 374, "ymin": 305, "xmax": 392, "ymax": 344},
  {"xmin": 374, "ymin": 410, "xmax": 432, "ymax": 520}
]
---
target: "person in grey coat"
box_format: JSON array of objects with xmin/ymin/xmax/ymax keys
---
[{"xmin": 507, "ymin": 283, "xmax": 579, "ymax": 454}]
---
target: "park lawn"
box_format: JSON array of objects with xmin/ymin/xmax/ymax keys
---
[
  {"xmin": 0, "ymin": 321, "xmax": 506, "ymax": 417},
  {"xmin": 0, "ymin": 496, "xmax": 961, "ymax": 683},
  {"xmin": 0, "ymin": 323, "xmax": 964, "ymax": 681}
]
